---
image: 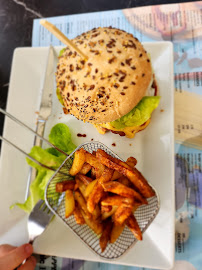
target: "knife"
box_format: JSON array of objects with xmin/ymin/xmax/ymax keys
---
[
  {"xmin": 25, "ymin": 45, "xmax": 55, "ymax": 199},
  {"xmin": 36, "ymin": 45, "xmax": 55, "ymax": 142}
]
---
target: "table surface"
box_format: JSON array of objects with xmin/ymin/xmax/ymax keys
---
[
  {"xmin": 0, "ymin": 0, "xmax": 193, "ymax": 142},
  {"xmin": 0, "ymin": 2, "xmax": 201, "ymax": 270}
]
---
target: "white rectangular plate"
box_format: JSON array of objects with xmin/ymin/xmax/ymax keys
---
[{"xmin": 0, "ymin": 42, "xmax": 174, "ymax": 269}]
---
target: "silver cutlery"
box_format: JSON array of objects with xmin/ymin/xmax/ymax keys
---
[
  {"xmin": 0, "ymin": 107, "xmax": 68, "ymax": 175},
  {"xmin": 28, "ymin": 45, "xmax": 56, "ymax": 198},
  {"xmin": 28, "ymin": 200, "xmax": 54, "ymax": 244}
]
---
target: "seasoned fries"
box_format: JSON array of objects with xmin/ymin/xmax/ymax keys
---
[
  {"xmin": 102, "ymin": 181, "xmax": 147, "ymax": 204},
  {"xmin": 80, "ymin": 162, "xmax": 92, "ymax": 175},
  {"xmin": 101, "ymin": 195, "xmax": 134, "ymax": 206},
  {"xmin": 126, "ymin": 157, "xmax": 137, "ymax": 168},
  {"xmin": 113, "ymin": 203, "xmax": 133, "ymax": 225},
  {"xmin": 101, "ymin": 204, "xmax": 112, "ymax": 213},
  {"xmin": 73, "ymin": 202, "xmax": 85, "ymax": 224},
  {"xmin": 56, "ymin": 147, "xmax": 156, "ymax": 252},
  {"xmin": 92, "ymin": 205, "xmax": 101, "ymax": 220},
  {"xmin": 97, "ymin": 167, "xmax": 114, "ymax": 184},
  {"xmin": 85, "ymin": 152, "xmax": 105, "ymax": 178},
  {"xmin": 126, "ymin": 215, "xmax": 142, "ymax": 241},
  {"xmin": 56, "ymin": 180, "xmax": 75, "ymax": 192},
  {"xmin": 69, "ymin": 148, "xmax": 86, "ymax": 176},
  {"xmin": 102, "ymin": 205, "xmax": 118, "ymax": 220},
  {"xmin": 85, "ymin": 179, "xmax": 97, "ymax": 198},
  {"xmin": 65, "ymin": 190, "xmax": 75, "ymax": 218},
  {"xmin": 117, "ymin": 176, "xmax": 131, "ymax": 187},
  {"xmin": 111, "ymin": 170, "xmax": 122, "ymax": 181},
  {"xmin": 75, "ymin": 177, "xmax": 86, "ymax": 198},
  {"xmin": 99, "ymin": 219, "xmax": 113, "ymax": 252},
  {"xmin": 87, "ymin": 182, "xmax": 104, "ymax": 213},
  {"xmin": 74, "ymin": 190, "xmax": 91, "ymax": 219},
  {"xmin": 96, "ymin": 149, "xmax": 155, "ymax": 198},
  {"xmin": 77, "ymin": 173, "xmax": 92, "ymax": 185},
  {"xmin": 81, "ymin": 209, "xmax": 103, "ymax": 235},
  {"xmin": 110, "ymin": 223, "xmax": 125, "ymax": 244}
]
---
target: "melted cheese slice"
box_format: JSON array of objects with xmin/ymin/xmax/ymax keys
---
[{"xmin": 93, "ymin": 119, "xmax": 151, "ymax": 139}]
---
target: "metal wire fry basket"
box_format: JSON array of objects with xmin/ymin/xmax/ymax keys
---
[{"xmin": 45, "ymin": 141, "xmax": 160, "ymax": 259}]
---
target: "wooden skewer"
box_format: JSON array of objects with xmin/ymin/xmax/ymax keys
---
[{"xmin": 40, "ymin": 20, "xmax": 88, "ymax": 60}]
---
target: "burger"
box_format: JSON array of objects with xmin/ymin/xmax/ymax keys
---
[{"xmin": 56, "ymin": 27, "xmax": 160, "ymax": 138}]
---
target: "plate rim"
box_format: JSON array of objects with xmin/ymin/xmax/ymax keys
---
[{"xmin": 0, "ymin": 41, "xmax": 175, "ymax": 269}]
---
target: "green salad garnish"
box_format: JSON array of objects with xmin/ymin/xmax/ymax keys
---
[
  {"xmin": 111, "ymin": 96, "xmax": 160, "ymax": 129},
  {"xmin": 11, "ymin": 123, "xmax": 76, "ymax": 213}
]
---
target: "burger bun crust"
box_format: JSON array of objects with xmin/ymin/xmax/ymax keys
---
[{"xmin": 56, "ymin": 27, "xmax": 153, "ymax": 124}]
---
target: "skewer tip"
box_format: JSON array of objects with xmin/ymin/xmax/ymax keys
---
[{"xmin": 40, "ymin": 19, "xmax": 47, "ymax": 26}]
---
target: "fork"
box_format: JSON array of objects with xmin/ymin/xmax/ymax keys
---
[
  {"xmin": 28, "ymin": 200, "xmax": 54, "ymax": 244},
  {"xmin": 16, "ymin": 200, "xmax": 54, "ymax": 268}
]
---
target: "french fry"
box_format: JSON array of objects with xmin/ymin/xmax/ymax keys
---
[
  {"xmin": 101, "ymin": 195, "xmax": 134, "ymax": 207},
  {"xmin": 111, "ymin": 158, "xmax": 138, "ymax": 180},
  {"xmin": 66, "ymin": 148, "xmax": 155, "ymax": 252},
  {"xmin": 101, "ymin": 204, "xmax": 112, "ymax": 213},
  {"xmin": 126, "ymin": 157, "xmax": 137, "ymax": 167},
  {"xmin": 81, "ymin": 209, "xmax": 103, "ymax": 235},
  {"xmin": 102, "ymin": 181, "xmax": 147, "ymax": 204},
  {"xmin": 99, "ymin": 219, "xmax": 113, "ymax": 252},
  {"xmin": 132, "ymin": 167, "xmax": 155, "ymax": 197},
  {"xmin": 80, "ymin": 162, "xmax": 92, "ymax": 175},
  {"xmin": 87, "ymin": 182, "xmax": 104, "ymax": 213},
  {"xmin": 112, "ymin": 157, "xmax": 141, "ymax": 181},
  {"xmin": 91, "ymin": 167, "xmax": 97, "ymax": 179},
  {"xmin": 117, "ymin": 176, "xmax": 131, "ymax": 187},
  {"xmin": 133, "ymin": 202, "xmax": 142, "ymax": 212},
  {"xmin": 56, "ymin": 180, "xmax": 75, "ymax": 192},
  {"xmin": 74, "ymin": 182, "xmax": 79, "ymax": 191},
  {"xmin": 77, "ymin": 173, "xmax": 92, "ymax": 185},
  {"xmin": 96, "ymin": 149, "xmax": 155, "ymax": 198},
  {"xmin": 92, "ymin": 151, "xmax": 96, "ymax": 156},
  {"xmin": 73, "ymin": 202, "xmax": 85, "ymax": 225},
  {"xmin": 65, "ymin": 190, "xmax": 75, "ymax": 218},
  {"xmin": 98, "ymin": 167, "xmax": 114, "ymax": 184},
  {"xmin": 85, "ymin": 179, "xmax": 97, "ymax": 198},
  {"xmin": 111, "ymin": 171, "xmax": 122, "ymax": 181},
  {"xmin": 85, "ymin": 152, "xmax": 105, "ymax": 178},
  {"xmin": 110, "ymin": 223, "xmax": 125, "ymax": 244},
  {"xmin": 69, "ymin": 148, "xmax": 86, "ymax": 176},
  {"xmin": 74, "ymin": 190, "xmax": 91, "ymax": 219},
  {"xmin": 87, "ymin": 167, "xmax": 113, "ymax": 213},
  {"xmin": 126, "ymin": 215, "xmax": 142, "ymax": 241},
  {"xmin": 102, "ymin": 205, "xmax": 118, "ymax": 220},
  {"xmin": 92, "ymin": 205, "xmax": 101, "ymax": 220},
  {"xmin": 113, "ymin": 203, "xmax": 133, "ymax": 226},
  {"xmin": 75, "ymin": 176, "xmax": 86, "ymax": 198}
]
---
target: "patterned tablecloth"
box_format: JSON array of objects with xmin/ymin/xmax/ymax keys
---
[{"xmin": 32, "ymin": 2, "xmax": 202, "ymax": 269}]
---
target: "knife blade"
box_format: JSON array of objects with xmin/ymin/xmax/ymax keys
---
[{"xmin": 25, "ymin": 45, "xmax": 55, "ymax": 199}]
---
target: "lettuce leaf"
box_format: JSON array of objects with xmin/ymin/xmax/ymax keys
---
[
  {"xmin": 11, "ymin": 123, "xmax": 76, "ymax": 213},
  {"xmin": 110, "ymin": 96, "xmax": 160, "ymax": 129},
  {"xmin": 11, "ymin": 170, "xmax": 53, "ymax": 213},
  {"xmin": 57, "ymin": 49, "xmax": 66, "ymax": 106},
  {"xmin": 49, "ymin": 123, "xmax": 77, "ymax": 155},
  {"xmin": 56, "ymin": 88, "xmax": 64, "ymax": 106},
  {"xmin": 59, "ymin": 48, "xmax": 65, "ymax": 57},
  {"xmin": 26, "ymin": 146, "xmax": 65, "ymax": 170},
  {"xmin": 56, "ymin": 48, "xmax": 66, "ymax": 105}
]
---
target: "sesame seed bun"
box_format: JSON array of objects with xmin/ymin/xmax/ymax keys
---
[{"xmin": 56, "ymin": 27, "xmax": 153, "ymax": 124}]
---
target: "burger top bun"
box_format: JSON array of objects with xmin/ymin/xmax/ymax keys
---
[{"xmin": 56, "ymin": 27, "xmax": 153, "ymax": 124}]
